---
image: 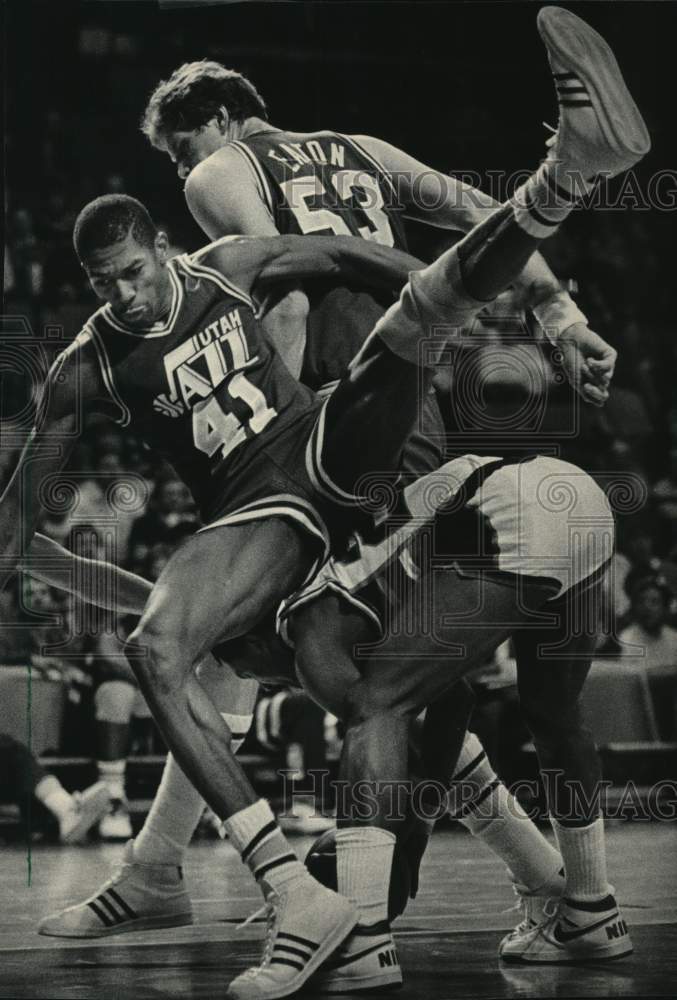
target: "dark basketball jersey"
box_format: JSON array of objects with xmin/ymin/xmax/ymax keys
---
[
  {"xmin": 228, "ymin": 129, "xmax": 408, "ymax": 250},
  {"xmin": 72, "ymin": 243, "xmax": 319, "ymax": 522}
]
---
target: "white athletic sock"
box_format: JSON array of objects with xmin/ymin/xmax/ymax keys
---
[
  {"xmin": 97, "ymin": 759, "xmax": 126, "ymax": 801},
  {"xmin": 450, "ymin": 733, "xmax": 563, "ymax": 892},
  {"xmin": 511, "ymin": 160, "xmax": 594, "ymax": 239},
  {"xmin": 133, "ymin": 714, "xmax": 252, "ymax": 865},
  {"xmin": 34, "ymin": 775, "xmax": 73, "ymax": 821},
  {"xmin": 335, "ymin": 827, "xmax": 396, "ymax": 929},
  {"xmin": 224, "ymin": 799, "xmax": 306, "ymax": 893},
  {"xmin": 552, "ymin": 817, "xmax": 611, "ymax": 902}
]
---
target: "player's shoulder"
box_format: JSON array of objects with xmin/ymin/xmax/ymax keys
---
[
  {"xmin": 55, "ymin": 313, "xmax": 104, "ymax": 367},
  {"xmin": 178, "ymin": 238, "xmax": 257, "ymax": 308},
  {"xmin": 185, "ymin": 144, "xmax": 259, "ymax": 203}
]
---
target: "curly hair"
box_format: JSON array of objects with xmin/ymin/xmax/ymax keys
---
[
  {"xmin": 73, "ymin": 194, "xmax": 157, "ymax": 261},
  {"xmin": 141, "ymin": 60, "xmax": 268, "ymax": 147}
]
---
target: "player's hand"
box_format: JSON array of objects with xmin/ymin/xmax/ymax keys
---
[{"xmin": 557, "ymin": 322, "xmax": 617, "ymax": 407}]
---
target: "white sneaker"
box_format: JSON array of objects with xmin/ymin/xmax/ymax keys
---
[
  {"xmin": 99, "ymin": 799, "xmax": 133, "ymax": 841},
  {"xmin": 499, "ymin": 872, "xmax": 566, "ymax": 956},
  {"xmin": 499, "ymin": 892, "xmax": 633, "ymax": 963},
  {"xmin": 537, "ymin": 6, "xmax": 650, "ymax": 180},
  {"xmin": 227, "ymin": 876, "xmax": 357, "ymax": 1000},
  {"xmin": 38, "ymin": 840, "xmax": 193, "ymax": 938},
  {"xmin": 59, "ymin": 782, "xmax": 111, "ymax": 845},
  {"xmin": 313, "ymin": 923, "xmax": 403, "ymax": 993}
]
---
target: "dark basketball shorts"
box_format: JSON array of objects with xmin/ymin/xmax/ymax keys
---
[{"xmin": 277, "ymin": 454, "xmax": 615, "ymax": 645}]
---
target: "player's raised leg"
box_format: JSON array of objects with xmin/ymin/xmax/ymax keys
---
[
  {"xmin": 122, "ymin": 519, "xmax": 356, "ymax": 1000},
  {"xmin": 313, "ymin": 2, "xmax": 650, "ymax": 501}
]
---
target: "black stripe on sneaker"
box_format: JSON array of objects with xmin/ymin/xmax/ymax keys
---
[
  {"xmin": 241, "ymin": 820, "xmax": 278, "ymax": 863},
  {"xmin": 558, "ymin": 99, "xmax": 594, "ymax": 108},
  {"xmin": 553, "ymin": 71, "xmax": 579, "ymax": 80},
  {"xmin": 274, "ymin": 944, "xmax": 313, "ymax": 960},
  {"xmin": 270, "ymin": 957, "xmax": 305, "ymax": 971},
  {"xmin": 277, "ymin": 931, "xmax": 320, "ymax": 951},
  {"xmin": 556, "ymin": 86, "xmax": 589, "ymax": 95},
  {"xmin": 87, "ymin": 900, "xmax": 114, "ymax": 927},
  {"xmin": 254, "ymin": 852, "xmax": 298, "ymax": 880},
  {"xmin": 452, "ymin": 752, "xmax": 486, "ymax": 784},
  {"xmin": 96, "ymin": 894, "xmax": 124, "ymax": 923},
  {"xmin": 457, "ymin": 779, "xmax": 501, "ymax": 820},
  {"xmin": 106, "ymin": 888, "xmax": 137, "ymax": 920},
  {"xmin": 545, "ymin": 170, "xmax": 579, "ymax": 205},
  {"xmin": 525, "ymin": 193, "xmax": 560, "ymax": 229}
]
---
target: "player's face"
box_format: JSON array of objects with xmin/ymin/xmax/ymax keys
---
[
  {"xmin": 84, "ymin": 231, "xmax": 171, "ymax": 329},
  {"xmin": 165, "ymin": 121, "xmax": 227, "ymax": 181}
]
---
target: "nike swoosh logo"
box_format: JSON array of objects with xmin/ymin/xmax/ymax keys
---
[{"xmin": 552, "ymin": 912, "xmax": 620, "ymax": 944}]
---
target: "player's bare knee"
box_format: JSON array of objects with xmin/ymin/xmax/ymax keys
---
[{"xmin": 341, "ymin": 680, "xmax": 403, "ymax": 728}]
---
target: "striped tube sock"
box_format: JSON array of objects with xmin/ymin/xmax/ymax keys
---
[
  {"xmin": 449, "ymin": 733, "xmax": 563, "ymax": 892},
  {"xmin": 335, "ymin": 827, "xmax": 396, "ymax": 929},
  {"xmin": 134, "ymin": 714, "xmax": 252, "ymax": 865},
  {"xmin": 552, "ymin": 816, "xmax": 611, "ymax": 902},
  {"xmin": 224, "ymin": 799, "xmax": 306, "ymax": 891},
  {"xmin": 511, "ymin": 159, "xmax": 595, "ymax": 239}
]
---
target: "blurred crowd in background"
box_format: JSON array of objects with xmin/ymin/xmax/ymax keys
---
[{"xmin": 2, "ymin": 2, "xmax": 676, "ymax": 839}]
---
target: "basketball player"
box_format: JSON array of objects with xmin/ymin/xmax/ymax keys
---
[{"xmin": 0, "ymin": 10, "xmax": 649, "ymax": 992}]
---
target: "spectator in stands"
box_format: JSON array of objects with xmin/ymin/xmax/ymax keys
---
[
  {"xmin": 618, "ymin": 577, "xmax": 677, "ymax": 739},
  {"xmin": 0, "ymin": 732, "xmax": 109, "ymax": 843}
]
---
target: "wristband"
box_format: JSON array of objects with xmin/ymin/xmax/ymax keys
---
[{"xmin": 532, "ymin": 291, "xmax": 588, "ymax": 344}]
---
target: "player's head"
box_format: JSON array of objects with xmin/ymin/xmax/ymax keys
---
[
  {"xmin": 141, "ymin": 60, "xmax": 268, "ymax": 180},
  {"xmin": 73, "ymin": 194, "xmax": 172, "ymax": 329}
]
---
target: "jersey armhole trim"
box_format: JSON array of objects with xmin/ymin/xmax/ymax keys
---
[
  {"xmin": 85, "ymin": 323, "xmax": 132, "ymax": 427},
  {"xmin": 176, "ymin": 252, "xmax": 255, "ymax": 310}
]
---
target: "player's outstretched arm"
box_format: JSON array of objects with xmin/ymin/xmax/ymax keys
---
[
  {"xmin": 22, "ymin": 533, "xmax": 152, "ymax": 614},
  {"xmin": 208, "ymin": 233, "xmax": 424, "ymax": 302},
  {"xmin": 0, "ymin": 355, "xmax": 84, "ymax": 591}
]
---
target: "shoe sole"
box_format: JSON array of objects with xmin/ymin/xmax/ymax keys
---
[
  {"xmin": 38, "ymin": 910, "xmax": 194, "ymax": 939},
  {"xmin": 537, "ymin": 6, "xmax": 650, "ymax": 164},
  {"xmin": 501, "ymin": 943, "xmax": 633, "ymax": 965},
  {"xmin": 315, "ymin": 971, "xmax": 403, "ymax": 993},
  {"xmin": 498, "ymin": 945, "xmax": 633, "ymax": 965},
  {"xmin": 60, "ymin": 786, "xmax": 111, "ymax": 845}
]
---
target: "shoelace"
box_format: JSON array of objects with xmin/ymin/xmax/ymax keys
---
[
  {"xmin": 543, "ymin": 120, "xmax": 560, "ymax": 152},
  {"xmin": 237, "ymin": 894, "xmax": 281, "ymax": 978},
  {"xmin": 502, "ymin": 886, "xmax": 560, "ymax": 937}
]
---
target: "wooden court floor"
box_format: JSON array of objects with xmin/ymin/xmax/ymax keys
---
[{"xmin": 1, "ymin": 823, "xmax": 676, "ymax": 999}]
